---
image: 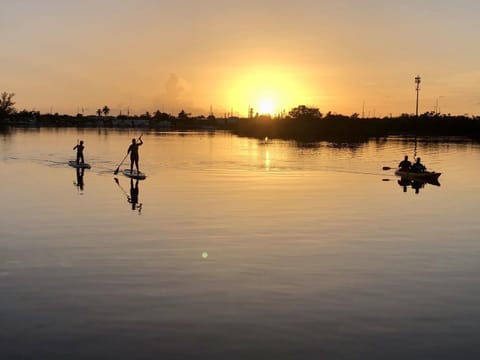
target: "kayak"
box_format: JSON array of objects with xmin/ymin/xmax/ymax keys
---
[
  {"xmin": 122, "ymin": 169, "xmax": 147, "ymax": 180},
  {"xmin": 68, "ymin": 161, "xmax": 91, "ymax": 169},
  {"xmin": 395, "ymin": 169, "xmax": 441, "ymax": 181}
]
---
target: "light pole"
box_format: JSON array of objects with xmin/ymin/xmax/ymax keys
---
[{"xmin": 415, "ymin": 75, "xmax": 421, "ymax": 117}]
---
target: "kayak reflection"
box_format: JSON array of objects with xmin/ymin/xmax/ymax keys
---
[
  {"xmin": 73, "ymin": 167, "xmax": 85, "ymax": 193},
  {"xmin": 114, "ymin": 177, "xmax": 143, "ymax": 214},
  {"xmin": 397, "ymin": 176, "xmax": 440, "ymax": 194}
]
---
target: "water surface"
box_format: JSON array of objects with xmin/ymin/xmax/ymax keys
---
[{"xmin": 1, "ymin": 129, "xmax": 480, "ymax": 359}]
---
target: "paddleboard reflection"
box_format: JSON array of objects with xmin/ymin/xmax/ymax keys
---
[
  {"xmin": 114, "ymin": 177, "xmax": 143, "ymax": 214},
  {"xmin": 73, "ymin": 167, "xmax": 85, "ymax": 194}
]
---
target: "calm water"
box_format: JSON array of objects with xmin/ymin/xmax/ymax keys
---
[{"xmin": 1, "ymin": 128, "xmax": 480, "ymax": 359}]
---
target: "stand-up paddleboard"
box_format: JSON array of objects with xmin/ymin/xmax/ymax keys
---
[
  {"xmin": 122, "ymin": 169, "xmax": 147, "ymax": 180},
  {"xmin": 68, "ymin": 161, "xmax": 91, "ymax": 169}
]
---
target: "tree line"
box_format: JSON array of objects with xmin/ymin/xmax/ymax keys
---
[
  {"xmin": 2, "ymin": 93, "xmax": 480, "ymax": 141},
  {"xmin": 236, "ymin": 105, "xmax": 480, "ymax": 141}
]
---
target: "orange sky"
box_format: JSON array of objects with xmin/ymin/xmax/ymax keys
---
[{"xmin": 2, "ymin": 0, "xmax": 480, "ymax": 117}]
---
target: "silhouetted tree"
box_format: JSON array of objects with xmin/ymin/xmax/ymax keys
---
[
  {"xmin": 153, "ymin": 110, "xmax": 172, "ymax": 121},
  {"xmin": 288, "ymin": 105, "xmax": 322, "ymax": 120},
  {"xmin": 0, "ymin": 92, "xmax": 16, "ymax": 120},
  {"xmin": 102, "ymin": 105, "xmax": 110, "ymax": 116},
  {"xmin": 178, "ymin": 110, "xmax": 190, "ymax": 120},
  {"xmin": 96, "ymin": 108, "xmax": 102, "ymax": 117}
]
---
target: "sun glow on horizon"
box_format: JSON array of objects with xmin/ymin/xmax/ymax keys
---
[
  {"xmin": 258, "ymin": 99, "xmax": 275, "ymax": 115},
  {"xmin": 225, "ymin": 65, "xmax": 315, "ymax": 117}
]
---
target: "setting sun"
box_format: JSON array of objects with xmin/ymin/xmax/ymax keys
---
[
  {"xmin": 259, "ymin": 99, "xmax": 275, "ymax": 115},
  {"xmin": 224, "ymin": 64, "xmax": 315, "ymax": 117}
]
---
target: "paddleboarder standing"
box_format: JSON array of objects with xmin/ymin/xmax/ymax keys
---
[
  {"xmin": 127, "ymin": 136, "xmax": 143, "ymax": 173},
  {"xmin": 73, "ymin": 140, "xmax": 85, "ymax": 164}
]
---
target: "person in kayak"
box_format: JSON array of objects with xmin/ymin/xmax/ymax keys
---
[
  {"xmin": 73, "ymin": 140, "xmax": 85, "ymax": 164},
  {"xmin": 127, "ymin": 136, "xmax": 143, "ymax": 173},
  {"xmin": 411, "ymin": 157, "xmax": 426, "ymax": 173},
  {"xmin": 398, "ymin": 155, "xmax": 412, "ymax": 171}
]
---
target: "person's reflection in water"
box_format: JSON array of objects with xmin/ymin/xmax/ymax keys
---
[
  {"xmin": 411, "ymin": 180, "xmax": 425, "ymax": 194},
  {"xmin": 74, "ymin": 167, "xmax": 85, "ymax": 192},
  {"xmin": 128, "ymin": 178, "xmax": 142, "ymax": 213},
  {"xmin": 397, "ymin": 177, "xmax": 411, "ymax": 193},
  {"xmin": 397, "ymin": 177, "xmax": 426, "ymax": 194}
]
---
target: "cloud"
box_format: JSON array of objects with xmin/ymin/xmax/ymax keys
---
[
  {"xmin": 165, "ymin": 73, "xmax": 185, "ymax": 101},
  {"xmin": 152, "ymin": 73, "xmax": 197, "ymax": 113}
]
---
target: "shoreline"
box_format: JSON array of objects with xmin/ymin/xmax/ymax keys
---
[{"xmin": 2, "ymin": 112, "xmax": 480, "ymax": 142}]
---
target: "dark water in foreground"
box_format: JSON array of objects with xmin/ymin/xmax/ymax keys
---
[{"xmin": 1, "ymin": 129, "xmax": 480, "ymax": 359}]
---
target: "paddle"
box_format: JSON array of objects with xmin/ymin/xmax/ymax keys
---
[
  {"xmin": 114, "ymin": 177, "xmax": 130, "ymax": 201},
  {"xmin": 113, "ymin": 153, "xmax": 129, "ymax": 175},
  {"xmin": 115, "ymin": 177, "xmax": 143, "ymax": 213},
  {"xmin": 382, "ymin": 166, "xmax": 394, "ymax": 170},
  {"xmin": 113, "ymin": 134, "xmax": 143, "ymax": 175}
]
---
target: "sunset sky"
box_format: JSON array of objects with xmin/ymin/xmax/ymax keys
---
[{"xmin": 2, "ymin": 0, "xmax": 480, "ymax": 117}]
